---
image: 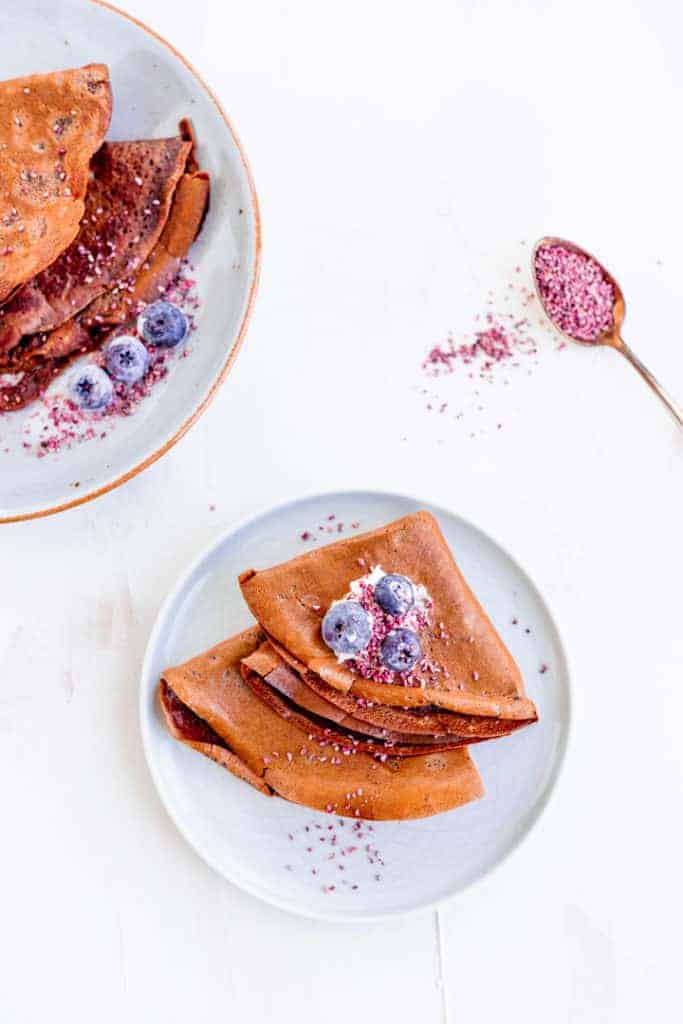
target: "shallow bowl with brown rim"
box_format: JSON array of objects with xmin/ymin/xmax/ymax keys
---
[{"xmin": 0, "ymin": 0, "xmax": 260, "ymax": 523}]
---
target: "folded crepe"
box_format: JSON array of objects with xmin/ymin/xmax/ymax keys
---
[
  {"xmin": 239, "ymin": 512, "xmax": 537, "ymax": 723},
  {"xmin": 159, "ymin": 627, "xmax": 484, "ymax": 821},
  {"xmin": 30, "ymin": 152, "xmax": 209, "ymax": 362},
  {"xmin": 0, "ymin": 129, "xmax": 192, "ymax": 360},
  {"xmin": 0, "ymin": 124, "xmax": 209, "ymax": 411},
  {"xmin": 0, "ymin": 64, "xmax": 112, "ymax": 305}
]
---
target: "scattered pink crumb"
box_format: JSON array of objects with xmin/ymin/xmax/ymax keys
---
[
  {"xmin": 299, "ymin": 516, "xmax": 361, "ymax": 543},
  {"xmin": 417, "ymin": 265, "xmax": 570, "ymax": 431},
  {"xmin": 285, "ymin": 817, "xmax": 386, "ymax": 894},
  {"xmin": 423, "ymin": 312, "xmax": 538, "ymax": 380}
]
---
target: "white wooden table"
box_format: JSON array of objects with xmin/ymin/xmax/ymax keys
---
[{"xmin": 2, "ymin": 1, "xmax": 682, "ymax": 1020}]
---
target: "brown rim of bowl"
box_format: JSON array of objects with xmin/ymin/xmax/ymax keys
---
[{"xmin": 0, "ymin": 0, "xmax": 262, "ymax": 525}]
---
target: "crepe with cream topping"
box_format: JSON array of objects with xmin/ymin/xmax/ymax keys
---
[{"xmin": 239, "ymin": 512, "xmax": 538, "ymax": 722}]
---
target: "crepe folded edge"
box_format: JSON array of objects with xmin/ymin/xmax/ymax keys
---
[
  {"xmin": 158, "ymin": 626, "xmax": 484, "ymax": 821},
  {"xmin": 240, "ymin": 645, "xmax": 474, "ymax": 754},
  {"xmin": 246, "ymin": 635, "xmax": 530, "ymax": 743},
  {"xmin": 159, "ymin": 680, "xmax": 273, "ymax": 796}
]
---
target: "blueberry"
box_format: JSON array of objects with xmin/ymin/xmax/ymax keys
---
[
  {"xmin": 137, "ymin": 300, "xmax": 188, "ymax": 347},
  {"xmin": 380, "ymin": 628, "xmax": 422, "ymax": 673},
  {"xmin": 104, "ymin": 335, "xmax": 150, "ymax": 384},
  {"xmin": 68, "ymin": 364, "xmax": 113, "ymax": 410},
  {"xmin": 322, "ymin": 601, "xmax": 372, "ymax": 656},
  {"xmin": 374, "ymin": 573, "xmax": 415, "ymax": 616}
]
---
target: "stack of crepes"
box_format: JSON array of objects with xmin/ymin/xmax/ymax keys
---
[
  {"xmin": 159, "ymin": 512, "xmax": 538, "ymax": 821},
  {"xmin": 0, "ymin": 63, "xmax": 209, "ymax": 411}
]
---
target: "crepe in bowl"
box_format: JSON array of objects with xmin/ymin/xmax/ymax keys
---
[
  {"xmin": 29, "ymin": 136, "xmax": 209, "ymax": 365},
  {"xmin": 0, "ymin": 130, "xmax": 192, "ymax": 360},
  {"xmin": 159, "ymin": 627, "xmax": 484, "ymax": 821},
  {"xmin": 0, "ymin": 64, "xmax": 112, "ymax": 305},
  {"xmin": 0, "ymin": 124, "xmax": 209, "ymax": 411}
]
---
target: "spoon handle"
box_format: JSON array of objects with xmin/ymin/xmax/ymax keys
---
[{"xmin": 619, "ymin": 341, "xmax": 683, "ymax": 427}]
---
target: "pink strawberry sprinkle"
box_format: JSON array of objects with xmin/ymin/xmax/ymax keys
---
[
  {"xmin": 534, "ymin": 243, "xmax": 614, "ymax": 342},
  {"xmin": 422, "ymin": 313, "xmax": 537, "ymax": 378}
]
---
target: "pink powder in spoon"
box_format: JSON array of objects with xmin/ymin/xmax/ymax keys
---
[{"xmin": 534, "ymin": 243, "xmax": 615, "ymax": 342}]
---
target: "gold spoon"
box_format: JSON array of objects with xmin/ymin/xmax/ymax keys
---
[{"xmin": 532, "ymin": 236, "xmax": 683, "ymax": 427}]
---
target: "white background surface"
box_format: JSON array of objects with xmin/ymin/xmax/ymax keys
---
[{"xmin": 1, "ymin": 0, "xmax": 682, "ymax": 1021}]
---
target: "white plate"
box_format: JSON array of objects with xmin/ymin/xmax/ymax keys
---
[
  {"xmin": 140, "ymin": 491, "xmax": 571, "ymax": 922},
  {"xmin": 0, "ymin": 0, "xmax": 260, "ymax": 522}
]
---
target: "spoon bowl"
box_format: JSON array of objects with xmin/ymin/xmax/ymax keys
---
[{"xmin": 532, "ymin": 235, "xmax": 682, "ymax": 425}]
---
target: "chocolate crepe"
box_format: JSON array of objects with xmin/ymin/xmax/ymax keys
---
[
  {"xmin": 239, "ymin": 512, "xmax": 538, "ymax": 722},
  {"xmin": 29, "ymin": 170, "xmax": 209, "ymax": 362},
  {"xmin": 0, "ymin": 64, "xmax": 112, "ymax": 305},
  {"xmin": 0, "ymin": 126, "xmax": 209, "ymax": 411},
  {"xmin": 159, "ymin": 628, "xmax": 484, "ymax": 821},
  {"xmin": 0, "ymin": 131, "xmax": 191, "ymax": 360}
]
